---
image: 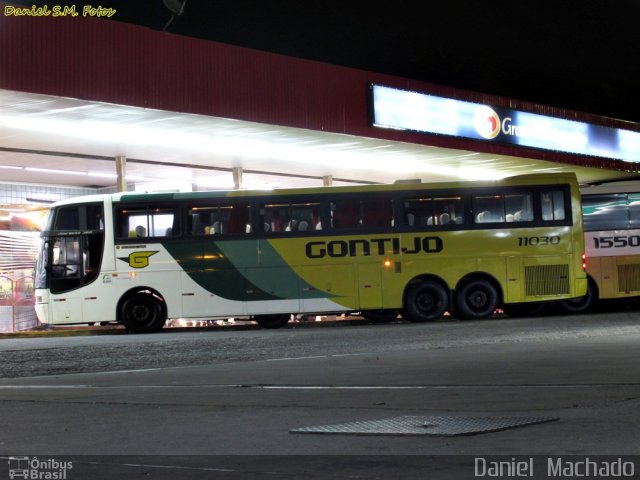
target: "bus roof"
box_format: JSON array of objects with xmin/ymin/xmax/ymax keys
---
[{"xmin": 47, "ymin": 172, "xmax": 578, "ymax": 207}]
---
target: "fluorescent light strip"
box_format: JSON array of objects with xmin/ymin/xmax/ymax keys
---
[{"xmin": 25, "ymin": 167, "xmax": 87, "ymax": 176}]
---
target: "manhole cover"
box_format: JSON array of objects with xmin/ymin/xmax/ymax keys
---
[{"xmin": 290, "ymin": 415, "xmax": 558, "ymax": 436}]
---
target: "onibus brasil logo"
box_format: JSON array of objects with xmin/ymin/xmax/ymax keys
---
[{"xmin": 8, "ymin": 456, "xmax": 73, "ymax": 479}]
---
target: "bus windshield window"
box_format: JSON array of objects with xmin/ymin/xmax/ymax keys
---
[
  {"xmin": 53, "ymin": 207, "xmax": 80, "ymax": 230},
  {"xmin": 52, "ymin": 204, "xmax": 104, "ymax": 231}
]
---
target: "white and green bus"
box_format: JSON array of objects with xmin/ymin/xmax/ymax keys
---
[
  {"xmin": 34, "ymin": 173, "xmax": 587, "ymax": 333},
  {"xmin": 560, "ymin": 183, "xmax": 640, "ymax": 313}
]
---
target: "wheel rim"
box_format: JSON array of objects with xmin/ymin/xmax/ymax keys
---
[
  {"xmin": 131, "ymin": 304, "xmax": 152, "ymax": 324},
  {"xmin": 122, "ymin": 295, "xmax": 164, "ymax": 332},
  {"xmin": 416, "ymin": 290, "xmax": 437, "ymax": 313},
  {"xmin": 405, "ymin": 281, "xmax": 448, "ymax": 322},
  {"xmin": 468, "ymin": 289, "xmax": 488, "ymax": 310},
  {"xmin": 457, "ymin": 280, "xmax": 498, "ymax": 318}
]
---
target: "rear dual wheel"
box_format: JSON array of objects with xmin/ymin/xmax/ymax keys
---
[
  {"xmin": 559, "ymin": 281, "xmax": 595, "ymax": 314},
  {"xmin": 403, "ymin": 281, "xmax": 448, "ymax": 322},
  {"xmin": 455, "ymin": 279, "xmax": 499, "ymax": 320}
]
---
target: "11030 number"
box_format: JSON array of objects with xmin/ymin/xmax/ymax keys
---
[{"xmin": 518, "ymin": 236, "xmax": 561, "ymax": 247}]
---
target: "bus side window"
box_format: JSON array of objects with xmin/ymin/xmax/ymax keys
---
[
  {"xmin": 331, "ymin": 199, "xmax": 359, "ymax": 229},
  {"xmin": 505, "ymin": 193, "xmax": 533, "ymax": 222},
  {"xmin": 541, "ymin": 190, "xmax": 566, "ymax": 222},
  {"xmin": 473, "ymin": 195, "xmax": 505, "ymax": 223},
  {"xmin": 147, "ymin": 207, "xmax": 178, "ymax": 237},
  {"xmin": 628, "ymin": 194, "xmax": 640, "ymax": 228},
  {"xmin": 228, "ymin": 205, "xmax": 252, "ymax": 234},
  {"xmin": 403, "ymin": 197, "xmax": 434, "ymax": 227},
  {"xmin": 361, "ymin": 198, "xmax": 393, "ymax": 228},
  {"xmin": 582, "ymin": 194, "xmax": 628, "ymax": 230},
  {"xmin": 262, "ymin": 203, "xmax": 294, "ymax": 233},
  {"xmin": 433, "ymin": 197, "xmax": 463, "ymax": 225}
]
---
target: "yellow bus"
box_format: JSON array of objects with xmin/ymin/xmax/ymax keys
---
[
  {"xmin": 34, "ymin": 173, "xmax": 586, "ymax": 333},
  {"xmin": 561, "ymin": 183, "xmax": 640, "ymax": 312}
]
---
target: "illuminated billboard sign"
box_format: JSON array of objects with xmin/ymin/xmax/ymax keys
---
[{"xmin": 370, "ymin": 84, "xmax": 640, "ymax": 163}]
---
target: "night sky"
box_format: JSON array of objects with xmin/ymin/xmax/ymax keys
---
[{"xmin": 11, "ymin": 0, "xmax": 640, "ymax": 123}]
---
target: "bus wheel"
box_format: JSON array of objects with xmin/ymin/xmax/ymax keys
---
[
  {"xmin": 404, "ymin": 281, "xmax": 448, "ymax": 322},
  {"xmin": 559, "ymin": 282, "xmax": 595, "ymax": 314},
  {"xmin": 254, "ymin": 314, "xmax": 291, "ymax": 329},
  {"xmin": 121, "ymin": 293, "xmax": 166, "ymax": 333},
  {"xmin": 456, "ymin": 279, "xmax": 498, "ymax": 319},
  {"xmin": 362, "ymin": 309, "xmax": 398, "ymax": 324}
]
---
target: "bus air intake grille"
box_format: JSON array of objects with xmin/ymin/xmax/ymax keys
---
[
  {"xmin": 617, "ymin": 264, "xmax": 640, "ymax": 293},
  {"xmin": 524, "ymin": 264, "xmax": 570, "ymax": 296}
]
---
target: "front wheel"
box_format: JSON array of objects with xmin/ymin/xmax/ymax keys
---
[
  {"xmin": 121, "ymin": 292, "xmax": 166, "ymax": 333},
  {"xmin": 403, "ymin": 281, "xmax": 448, "ymax": 322},
  {"xmin": 455, "ymin": 279, "xmax": 498, "ymax": 320},
  {"xmin": 254, "ymin": 313, "xmax": 291, "ymax": 329}
]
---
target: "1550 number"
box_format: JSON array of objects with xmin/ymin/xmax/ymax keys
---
[{"xmin": 593, "ymin": 235, "xmax": 640, "ymax": 248}]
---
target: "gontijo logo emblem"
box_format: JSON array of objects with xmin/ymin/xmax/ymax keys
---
[
  {"xmin": 473, "ymin": 105, "xmax": 501, "ymax": 139},
  {"xmin": 118, "ymin": 251, "xmax": 158, "ymax": 268}
]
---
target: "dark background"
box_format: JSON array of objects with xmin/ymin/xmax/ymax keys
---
[{"xmin": 11, "ymin": 0, "xmax": 640, "ymax": 123}]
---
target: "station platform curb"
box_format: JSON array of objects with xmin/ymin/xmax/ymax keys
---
[{"xmin": 0, "ymin": 317, "xmax": 374, "ymax": 338}]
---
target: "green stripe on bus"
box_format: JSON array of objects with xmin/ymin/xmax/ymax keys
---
[{"xmin": 163, "ymin": 239, "xmax": 329, "ymax": 301}]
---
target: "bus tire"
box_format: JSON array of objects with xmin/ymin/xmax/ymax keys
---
[
  {"xmin": 254, "ymin": 314, "xmax": 290, "ymax": 329},
  {"xmin": 362, "ymin": 309, "xmax": 398, "ymax": 324},
  {"xmin": 455, "ymin": 279, "xmax": 498, "ymax": 319},
  {"xmin": 559, "ymin": 281, "xmax": 595, "ymax": 314},
  {"xmin": 404, "ymin": 281, "xmax": 448, "ymax": 322},
  {"xmin": 121, "ymin": 292, "xmax": 166, "ymax": 333}
]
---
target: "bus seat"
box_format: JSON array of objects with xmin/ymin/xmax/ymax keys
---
[
  {"xmin": 505, "ymin": 214, "xmax": 514, "ymax": 222},
  {"xmin": 476, "ymin": 211, "xmax": 489, "ymax": 223},
  {"xmin": 298, "ymin": 220, "xmax": 310, "ymax": 231},
  {"xmin": 212, "ymin": 221, "xmax": 222, "ymax": 234},
  {"xmin": 427, "ymin": 216, "xmax": 434, "ymax": 225},
  {"xmin": 406, "ymin": 213, "xmax": 415, "ymax": 226},
  {"xmin": 439, "ymin": 212, "xmax": 450, "ymax": 224},
  {"xmin": 134, "ymin": 225, "xmax": 147, "ymax": 237}
]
